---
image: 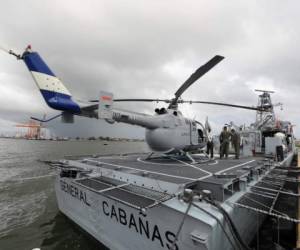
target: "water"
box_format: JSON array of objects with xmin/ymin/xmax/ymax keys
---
[{"xmin": 0, "ymin": 138, "xmax": 148, "ymax": 250}]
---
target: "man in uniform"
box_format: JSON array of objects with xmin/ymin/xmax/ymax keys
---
[
  {"xmin": 206, "ymin": 128, "xmax": 214, "ymax": 159},
  {"xmin": 231, "ymin": 128, "xmax": 241, "ymax": 159},
  {"xmin": 219, "ymin": 126, "xmax": 230, "ymax": 158}
]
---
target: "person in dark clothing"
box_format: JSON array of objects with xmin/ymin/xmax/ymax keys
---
[
  {"xmin": 220, "ymin": 126, "xmax": 230, "ymax": 158},
  {"xmin": 231, "ymin": 129, "xmax": 241, "ymax": 159}
]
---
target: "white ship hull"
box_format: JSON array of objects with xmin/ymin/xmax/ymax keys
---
[{"xmin": 54, "ymin": 151, "xmax": 295, "ymax": 250}]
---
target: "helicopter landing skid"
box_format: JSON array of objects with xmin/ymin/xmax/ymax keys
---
[
  {"xmin": 184, "ymin": 151, "xmax": 196, "ymax": 164},
  {"xmin": 144, "ymin": 150, "xmax": 210, "ymax": 164}
]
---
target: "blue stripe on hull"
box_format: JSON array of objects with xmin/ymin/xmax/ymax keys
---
[
  {"xmin": 40, "ymin": 90, "xmax": 81, "ymax": 113},
  {"xmin": 23, "ymin": 52, "xmax": 56, "ymax": 76}
]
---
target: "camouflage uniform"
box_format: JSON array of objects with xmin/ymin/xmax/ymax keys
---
[
  {"xmin": 231, "ymin": 130, "xmax": 241, "ymax": 159},
  {"xmin": 220, "ymin": 129, "xmax": 231, "ymax": 158}
]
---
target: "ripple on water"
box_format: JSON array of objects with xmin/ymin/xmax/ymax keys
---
[{"xmin": 0, "ymin": 191, "xmax": 47, "ymax": 237}]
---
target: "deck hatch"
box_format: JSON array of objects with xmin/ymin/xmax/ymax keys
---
[
  {"xmin": 76, "ymin": 178, "xmax": 112, "ymax": 191},
  {"xmin": 75, "ymin": 176, "xmax": 173, "ymax": 209}
]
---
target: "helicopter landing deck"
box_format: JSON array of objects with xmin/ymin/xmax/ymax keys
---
[{"xmin": 68, "ymin": 153, "xmax": 265, "ymax": 187}]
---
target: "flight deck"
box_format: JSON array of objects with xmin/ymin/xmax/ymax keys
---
[
  {"xmin": 75, "ymin": 153, "xmax": 264, "ymax": 183},
  {"xmin": 57, "ymin": 153, "xmax": 276, "ymax": 205}
]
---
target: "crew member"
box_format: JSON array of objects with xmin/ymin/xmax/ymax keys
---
[
  {"xmin": 220, "ymin": 126, "xmax": 230, "ymax": 159},
  {"xmin": 206, "ymin": 128, "xmax": 214, "ymax": 158},
  {"xmin": 231, "ymin": 129, "xmax": 240, "ymax": 159}
]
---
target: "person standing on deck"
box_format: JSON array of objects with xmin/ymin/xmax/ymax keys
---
[
  {"xmin": 206, "ymin": 128, "xmax": 214, "ymax": 159},
  {"xmin": 219, "ymin": 126, "xmax": 230, "ymax": 159},
  {"xmin": 231, "ymin": 128, "xmax": 241, "ymax": 159}
]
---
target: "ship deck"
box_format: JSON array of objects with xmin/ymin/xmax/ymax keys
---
[
  {"xmin": 59, "ymin": 152, "xmax": 293, "ymax": 208},
  {"xmin": 76, "ymin": 153, "xmax": 266, "ymax": 186}
]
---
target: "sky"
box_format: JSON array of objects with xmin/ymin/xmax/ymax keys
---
[{"xmin": 0, "ymin": 0, "xmax": 299, "ymax": 139}]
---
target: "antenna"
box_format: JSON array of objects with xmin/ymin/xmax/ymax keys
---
[{"xmin": 254, "ymin": 89, "xmax": 275, "ymax": 94}]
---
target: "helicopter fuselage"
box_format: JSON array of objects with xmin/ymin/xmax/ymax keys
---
[{"xmin": 110, "ymin": 108, "xmax": 205, "ymax": 152}]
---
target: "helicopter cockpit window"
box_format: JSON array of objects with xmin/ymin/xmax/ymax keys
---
[
  {"xmin": 160, "ymin": 108, "xmax": 167, "ymax": 114},
  {"xmin": 198, "ymin": 129, "xmax": 204, "ymax": 142},
  {"xmin": 155, "ymin": 108, "xmax": 167, "ymax": 115}
]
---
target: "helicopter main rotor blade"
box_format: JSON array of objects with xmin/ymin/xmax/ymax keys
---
[
  {"xmin": 182, "ymin": 100, "xmax": 264, "ymax": 111},
  {"xmin": 173, "ymin": 55, "xmax": 224, "ymax": 101},
  {"xmin": 114, "ymin": 98, "xmax": 170, "ymax": 103},
  {"xmin": 89, "ymin": 98, "xmax": 170, "ymax": 103}
]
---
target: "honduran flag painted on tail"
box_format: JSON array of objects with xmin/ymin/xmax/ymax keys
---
[{"xmin": 22, "ymin": 48, "xmax": 80, "ymax": 113}]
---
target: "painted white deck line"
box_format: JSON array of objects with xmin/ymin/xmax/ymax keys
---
[
  {"xmin": 214, "ymin": 159, "xmax": 256, "ymax": 175},
  {"xmin": 87, "ymin": 159, "xmax": 197, "ymax": 181},
  {"xmin": 137, "ymin": 157, "xmax": 184, "ymax": 166},
  {"xmin": 168, "ymin": 157, "xmax": 213, "ymax": 181},
  {"xmin": 208, "ymin": 160, "xmax": 219, "ymax": 165},
  {"xmin": 170, "ymin": 157, "xmax": 212, "ymax": 175},
  {"xmin": 137, "ymin": 156, "xmax": 213, "ymax": 179},
  {"xmin": 137, "ymin": 156, "xmax": 223, "ymax": 181}
]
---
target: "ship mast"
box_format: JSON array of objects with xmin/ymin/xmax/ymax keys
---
[{"xmin": 254, "ymin": 89, "xmax": 276, "ymax": 129}]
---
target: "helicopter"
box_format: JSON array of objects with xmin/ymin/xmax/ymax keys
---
[{"xmin": 6, "ymin": 45, "xmax": 265, "ymax": 155}]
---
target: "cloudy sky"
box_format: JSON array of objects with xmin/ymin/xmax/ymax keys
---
[{"xmin": 0, "ymin": 0, "xmax": 299, "ymax": 138}]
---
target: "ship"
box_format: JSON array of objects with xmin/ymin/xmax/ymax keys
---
[
  {"xmin": 4, "ymin": 46, "xmax": 297, "ymax": 249},
  {"xmin": 47, "ymin": 90, "xmax": 297, "ymax": 250}
]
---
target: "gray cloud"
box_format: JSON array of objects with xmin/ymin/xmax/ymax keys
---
[{"xmin": 0, "ymin": 0, "xmax": 299, "ymax": 138}]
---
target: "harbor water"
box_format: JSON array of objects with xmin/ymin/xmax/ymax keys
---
[{"xmin": 0, "ymin": 138, "xmax": 148, "ymax": 250}]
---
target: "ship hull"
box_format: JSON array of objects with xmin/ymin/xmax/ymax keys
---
[{"xmin": 54, "ymin": 151, "xmax": 295, "ymax": 250}]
